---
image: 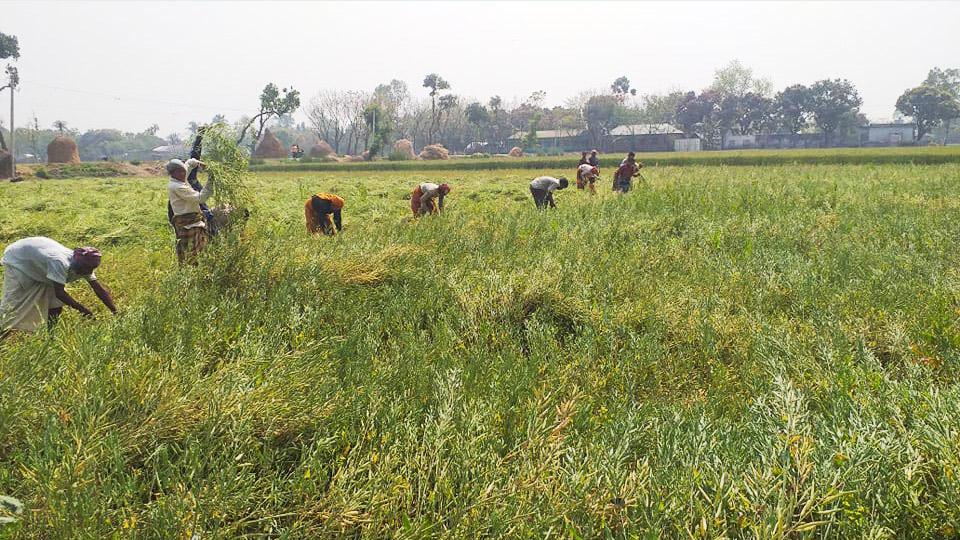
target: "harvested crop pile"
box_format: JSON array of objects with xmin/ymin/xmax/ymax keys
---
[
  {"xmin": 508, "ymin": 146, "xmax": 523, "ymax": 157},
  {"xmin": 309, "ymin": 140, "xmax": 336, "ymax": 158},
  {"xmin": 393, "ymin": 139, "xmax": 417, "ymax": 160},
  {"xmin": 202, "ymin": 123, "xmax": 254, "ymax": 209},
  {"xmin": 253, "ymin": 129, "xmax": 286, "ymax": 159},
  {"xmin": 419, "ymin": 144, "xmax": 449, "ymax": 160},
  {"xmin": 47, "ymin": 136, "xmax": 81, "ymax": 164}
]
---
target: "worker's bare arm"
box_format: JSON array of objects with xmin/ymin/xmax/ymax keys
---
[
  {"xmin": 53, "ymin": 284, "xmax": 92, "ymax": 317},
  {"xmin": 90, "ymin": 280, "xmax": 117, "ymax": 314}
]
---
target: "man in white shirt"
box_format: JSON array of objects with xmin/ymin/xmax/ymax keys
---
[
  {"xmin": 410, "ymin": 182, "xmax": 451, "ymax": 217},
  {"xmin": 529, "ymin": 176, "xmax": 569, "ymax": 209},
  {"xmin": 167, "ymin": 158, "xmax": 214, "ymax": 264},
  {"xmin": 1, "ymin": 237, "xmax": 116, "ymax": 334}
]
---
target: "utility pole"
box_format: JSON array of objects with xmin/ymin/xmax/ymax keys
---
[{"xmin": 3, "ymin": 65, "xmax": 18, "ymax": 178}]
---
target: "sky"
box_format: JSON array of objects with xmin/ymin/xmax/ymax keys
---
[{"xmin": 3, "ymin": 0, "xmax": 959, "ymax": 137}]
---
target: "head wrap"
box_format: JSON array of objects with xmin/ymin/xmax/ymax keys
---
[
  {"xmin": 165, "ymin": 159, "xmax": 186, "ymax": 175},
  {"xmin": 439, "ymin": 183, "xmax": 451, "ymax": 194},
  {"xmin": 72, "ymin": 247, "xmax": 102, "ymax": 268}
]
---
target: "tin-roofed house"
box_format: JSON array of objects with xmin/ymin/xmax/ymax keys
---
[
  {"xmin": 506, "ymin": 128, "xmax": 589, "ymax": 153},
  {"xmin": 607, "ymin": 124, "xmax": 686, "ymax": 152}
]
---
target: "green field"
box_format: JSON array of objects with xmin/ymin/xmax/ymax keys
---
[
  {"xmin": 2, "ymin": 163, "xmax": 960, "ymax": 537},
  {"xmin": 251, "ymin": 146, "xmax": 960, "ymax": 173}
]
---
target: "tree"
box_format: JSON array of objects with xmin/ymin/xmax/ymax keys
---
[
  {"xmin": 718, "ymin": 92, "xmax": 774, "ymax": 135},
  {"xmin": 307, "ymin": 90, "xmax": 367, "ymax": 154},
  {"xmin": 808, "ymin": 79, "xmax": 862, "ymax": 145},
  {"xmin": 675, "ymin": 91, "xmax": 721, "ymax": 145},
  {"xmin": 464, "ymin": 102, "xmax": 489, "ymax": 143},
  {"xmin": 924, "ymin": 67, "xmax": 960, "ymax": 98},
  {"xmin": 166, "ymin": 133, "xmax": 182, "ymax": 145},
  {"xmin": 710, "ymin": 60, "xmax": 773, "ymax": 99},
  {"xmin": 922, "ymin": 67, "xmax": 960, "ymax": 143},
  {"xmin": 52, "ymin": 120, "xmax": 68, "ymax": 135},
  {"xmin": 611, "ymin": 76, "xmax": 637, "ymax": 102},
  {"xmin": 584, "ymin": 95, "xmax": 623, "ymax": 150},
  {"xmin": 0, "ymin": 32, "xmax": 18, "ymax": 60},
  {"xmin": 896, "ymin": 85, "xmax": 960, "ymax": 141},
  {"xmin": 362, "ymin": 102, "xmax": 393, "ymax": 158},
  {"xmin": 637, "ymin": 91, "xmax": 685, "ymax": 125},
  {"xmin": 422, "ymin": 73, "xmax": 450, "ymax": 143},
  {"xmin": 523, "ymin": 112, "xmax": 542, "ymax": 150},
  {"xmin": 773, "ymin": 84, "xmax": 812, "ymax": 134},
  {"xmin": 236, "ymin": 83, "xmax": 301, "ymax": 153}
]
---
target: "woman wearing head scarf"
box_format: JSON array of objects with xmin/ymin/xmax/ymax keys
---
[
  {"xmin": 0, "ymin": 237, "xmax": 116, "ymax": 334},
  {"xmin": 410, "ymin": 182, "xmax": 451, "ymax": 217},
  {"xmin": 305, "ymin": 193, "xmax": 345, "ymax": 235}
]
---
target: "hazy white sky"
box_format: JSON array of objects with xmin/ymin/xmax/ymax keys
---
[{"xmin": 4, "ymin": 0, "xmax": 959, "ymax": 136}]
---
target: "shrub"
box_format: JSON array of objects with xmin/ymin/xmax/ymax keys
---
[
  {"xmin": 388, "ymin": 150, "xmax": 413, "ymax": 161},
  {"xmin": 129, "ymin": 160, "xmax": 141, "ymax": 166},
  {"xmin": 34, "ymin": 166, "xmax": 49, "ymax": 179}
]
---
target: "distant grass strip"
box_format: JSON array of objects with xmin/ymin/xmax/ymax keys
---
[{"xmin": 251, "ymin": 146, "xmax": 960, "ymax": 172}]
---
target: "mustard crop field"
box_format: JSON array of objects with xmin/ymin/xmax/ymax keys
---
[{"xmin": 2, "ymin": 163, "xmax": 960, "ymax": 537}]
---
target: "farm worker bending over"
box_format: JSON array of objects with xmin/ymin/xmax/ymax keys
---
[
  {"xmin": 411, "ymin": 182, "xmax": 451, "ymax": 217},
  {"xmin": 577, "ymin": 164, "xmax": 600, "ymax": 194},
  {"xmin": 530, "ymin": 176, "xmax": 569, "ymax": 209},
  {"xmin": 0, "ymin": 237, "xmax": 116, "ymax": 335},
  {"xmin": 168, "ymin": 158, "xmax": 214, "ymax": 264},
  {"xmin": 305, "ymin": 193, "xmax": 345, "ymax": 235}
]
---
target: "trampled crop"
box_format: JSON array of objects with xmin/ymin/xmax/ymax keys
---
[{"xmin": 1, "ymin": 163, "xmax": 959, "ymax": 537}]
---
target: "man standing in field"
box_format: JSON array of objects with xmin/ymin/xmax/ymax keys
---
[
  {"xmin": 613, "ymin": 152, "xmax": 642, "ymax": 193},
  {"xmin": 305, "ymin": 193, "xmax": 345, "ymax": 235},
  {"xmin": 0, "ymin": 237, "xmax": 116, "ymax": 335},
  {"xmin": 577, "ymin": 164, "xmax": 600, "ymax": 194},
  {"xmin": 588, "ymin": 150, "xmax": 600, "ymax": 168},
  {"xmin": 530, "ymin": 176, "xmax": 569, "ymax": 209},
  {"xmin": 167, "ymin": 158, "xmax": 214, "ymax": 264},
  {"xmin": 167, "ymin": 127, "xmax": 218, "ymax": 236},
  {"xmin": 410, "ymin": 182, "xmax": 451, "ymax": 217}
]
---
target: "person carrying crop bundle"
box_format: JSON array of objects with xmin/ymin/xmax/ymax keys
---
[
  {"xmin": 167, "ymin": 158, "xmax": 214, "ymax": 264},
  {"xmin": 305, "ymin": 193, "xmax": 345, "ymax": 235},
  {"xmin": 577, "ymin": 163, "xmax": 600, "ymax": 194},
  {"xmin": 167, "ymin": 127, "xmax": 218, "ymax": 236},
  {"xmin": 530, "ymin": 176, "xmax": 569, "ymax": 209},
  {"xmin": 0, "ymin": 237, "xmax": 116, "ymax": 335},
  {"xmin": 410, "ymin": 182, "xmax": 451, "ymax": 217}
]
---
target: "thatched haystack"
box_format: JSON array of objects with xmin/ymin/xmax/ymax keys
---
[
  {"xmin": 0, "ymin": 150, "xmax": 12, "ymax": 179},
  {"xmin": 508, "ymin": 146, "xmax": 523, "ymax": 157},
  {"xmin": 309, "ymin": 140, "xmax": 336, "ymax": 158},
  {"xmin": 393, "ymin": 139, "xmax": 417, "ymax": 160},
  {"xmin": 48, "ymin": 136, "xmax": 81, "ymax": 164},
  {"xmin": 419, "ymin": 144, "xmax": 449, "ymax": 160},
  {"xmin": 343, "ymin": 154, "xmax": 366, "ymax": 162},
  {"xmin": 253, "ymin": 129, "xmax": 286, "ymax": 159}
]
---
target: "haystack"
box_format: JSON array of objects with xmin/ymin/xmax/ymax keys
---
[
  {"xmin": 508, "ymin": 146, "xmax": 523, "ymax": 157},
  {"xmin": 309, "ymin": 140, "xmax": 336, "ymax": 158},
  {"xmin": 253, "ymin": 129, "xmax": 286, "ymax": 159},
  {"xmin": 419, "ymin": 144, "xmax": 449, "ymax": 160},
  {"xmin": 48, "ymin": 136, "xmax": 81, "ymax": 164},
  {"xmin": 393, "ymin": 139, "xmax": 417, "ymax": 160},
  {"xmin": 343, "ymin": 154, "xmax": 366, "ymax": 163},
  {"xmin": 0, "ymin": 150, "xmax": 11, "ymax": 179}
]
